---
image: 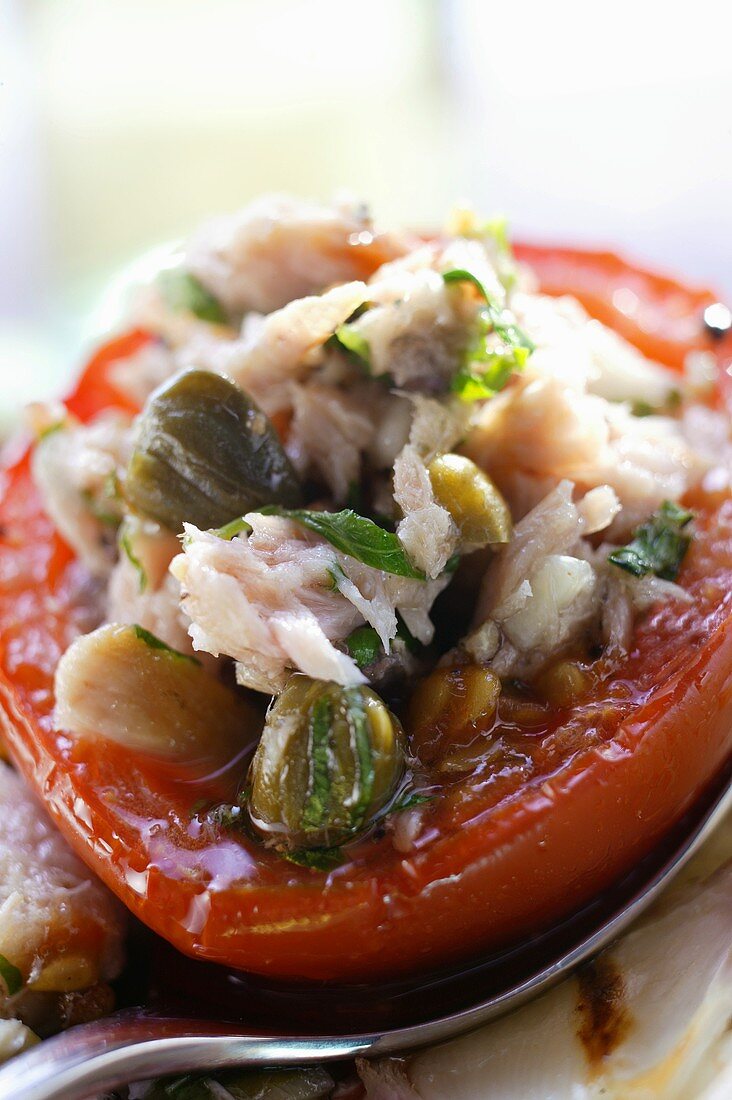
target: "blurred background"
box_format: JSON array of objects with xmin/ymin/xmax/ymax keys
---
[{"xmin": 1, "ymin": 0, "xmax": 730, "ymax": 430}]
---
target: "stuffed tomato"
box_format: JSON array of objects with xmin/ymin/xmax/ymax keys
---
[{"xmin": 0, "ymin": 196, "xmax": 730, "ymax": 982}]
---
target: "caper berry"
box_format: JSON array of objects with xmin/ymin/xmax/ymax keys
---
[
  {"xmin": 248, "ymin": 676, "xmax": 406, "ymax": 850},
  {"xmin": 535, "ymin": 659, "xmax": 591, "ymax": 707},
  {"xmin": 428, "ymin": 453, "xmax": 512, "ymax": 547},
  {"xmin": 407, "ymin": 664, "xmax": 501, "ymax": 767},
  {"xmin": 54, "ymin": 623, "xmax": 257, "ymax": 767},
  {"xmin": 125, "ymin": 369, "xmax": 302, "ymax": 532}
]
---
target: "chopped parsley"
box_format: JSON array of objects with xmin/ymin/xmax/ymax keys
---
[
  {"xmin": 444, "ymin": 552, "xmax": 461, "ymax": 574},
  {"xmin": 0, "ymin": 953, "xmax": 22, "ymax": 996},
  {"xmin": 132, "ymin": 625, "xmax": 200, "ymax": 664},
  {"xmin": 333, "ymin": 322, "xmax": 371, "ymax": 368},
  {"xmin": 283, "ymin": 846, "xmax": 343, "ymax": 871},
  {"xmin": 257, "ymin": 506, "xmax": 425, "ymax": 579},
  {"xmin": 37, "ymin": 419, "xmax": 67, "ymax": 442},
  {"xmin": 630, "ymin": 390, "xmax": 682, "ymax": 418},
  {"xmin": 120, "ymin": 529, "xmax": 147, "ymax": 593},
  {"xmin": 482, "ymin": 215, "xmax": 511, "ymax": 256},
  {"xmin": 211, "ymin": 515, "xmax": 253, "ymax": 541},
  {"xmin": 157, "ymin": 269, "xmax": 227, "ymax": 325},
  {"xmin": 395, "ymin": 612, "xmax": 420, "ymax": 653},
  {"xmin": 330, "ymin": 303, "xmax": 371, "ymax": 369},
  {"xmin": 346, "ymin": 625, "xmax": 383, "ymax": 669},
  {"xmin": 346, "ymin": 614, "xmax": 421, "ymax": 670},
  {"xmin": 442, "ymin": 269, "xmax": 534, "ymax": 401},
  {"xmin": 608, "ymin": 501, "xmax": 694, "ymax": 581},
  {"xmin": 390, "ymin": 790, "xmax": 435, "ymax": 812}
]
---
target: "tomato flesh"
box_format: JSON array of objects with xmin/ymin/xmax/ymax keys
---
[{"xmin": 0, "ymin": 247, "xmax": 730, "ymax": 982}]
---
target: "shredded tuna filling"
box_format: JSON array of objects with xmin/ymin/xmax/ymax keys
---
[{"xmin": 34, "ymin": 191, "xmax": 729, "ymax": 713}]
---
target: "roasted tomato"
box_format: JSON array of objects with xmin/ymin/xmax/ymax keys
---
[{"xmin": 0, "ymin": 248, "xmax": 730, "ymax": 983}]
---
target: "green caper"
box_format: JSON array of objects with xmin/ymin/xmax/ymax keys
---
[
  {"xmin": 248, "ymin": 676, "xmax": 406, "ymax": 850},
  {"xmin": 125, "ymin": 369, "xmax": 302, "ymax": 532},
  {"xmin": 427, "ymin": 453, "xmax": 512, "ymax": 546}
]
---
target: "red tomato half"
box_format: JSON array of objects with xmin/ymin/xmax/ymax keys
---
[{"xmin": 0, "ymin": 248, "xmax": 730, "ymax": 983}]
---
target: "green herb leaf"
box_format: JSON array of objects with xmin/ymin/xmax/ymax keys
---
[
  {"xmin": 283, "ymin": 846, "xmax": 343, "ymax": 871},
  {"xmin": 325, "ymin": 560, "xmax": 347, "ymax": 592},
  {"xmin": 396, "ymin": 611, "xmax": 421, "ymax": 653},
  {"xmin": 365, "ymin": 787, "xmax": 435, "ymax": 831},
  {"xmin": 157, "ymin": 269, "xmax": 227, "ymax": 325},
  {"xmin": 104, "ymin": 471, "xmax": 123, "ymax": 502},
  {"xmin": 452, "ymin": 345, "xmax": 532, "ymax": 402},
  {"xmin": 37, "ymin": 420, "xmax": 67, "ymax": 442},
  {"xmin": 630, "ymin": 400, "xmax": 654, "ymax": 418},
  {"xmin": 452, "ymin": 212, "xmax": 518, "ymax": 290},
  {"xmin": 346, "ymin": 626, "xmax": 383, "ymax": 669},
  {"xmin": 333, "ymin": 322, "xmax": 371, "ymax": 368},
  {"xmin": 444, "ymin": 552, "xmax": 461, "ymax": 575},
  {"xmin": 482, "ymin": 215, "xmax": 511, "ymax": 256},
  {"xmin": 132, "ymin": 624, "xmax": 200, "ymax": 664},
  {"xmin": 391, "ymin": 791, "xmax": 435, "ymax": 813},
  {"xmin": 211, "ymin": 516, "xmax": 253, "ymax": 541},
  {"xmin": 443, "ymin": 267, "xmax": 490, "ymax": 298},
  {"xmin": 630, "ymin": 389, "xmax": 682, "ymax": 418},
  {"xmin": 443, "ymin": 269, "xmax": 534, "ymax": 402},
  {"xmin": 608, "ymin": 501, "xmax": 694, "ymax": 581},
  {"xmin": 259, "ymin": 507, "xmax": 426, "ymax": 579},
  {"xmin": 0, "ymin": 953, "xmax": 22, "ymax": 996},
  {"xmin": 300, "ymin": 696, "xmax": 333, "ymax": 831},
  {"xmin": 120, "ymin": 530, "xmax": 147, "ymax": 593},
  {"xmin": 329, "ymin": 303, "xmax": 371, "ymax": 368},
  {"xmin": 345, "ymin": 616, "xmax": 420, "ymax": 669}
]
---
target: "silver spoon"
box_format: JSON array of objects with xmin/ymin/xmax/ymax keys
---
[{"xmin": 1, "ymin": 771, "xmax": 729, "ymax": 1100}]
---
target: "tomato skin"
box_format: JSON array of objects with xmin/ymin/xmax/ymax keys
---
[
  {"xmin": 65, "ymin": 328, "xmax": 151, "ymax": 419},
  {"xmin": 0, "ymin": 251, "xmax": 731, "ymax": 983}
]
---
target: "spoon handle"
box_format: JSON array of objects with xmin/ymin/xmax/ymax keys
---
[{"xmin": 0, "ymin": 1015, "xmax": 375, "ymax": 1100}]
